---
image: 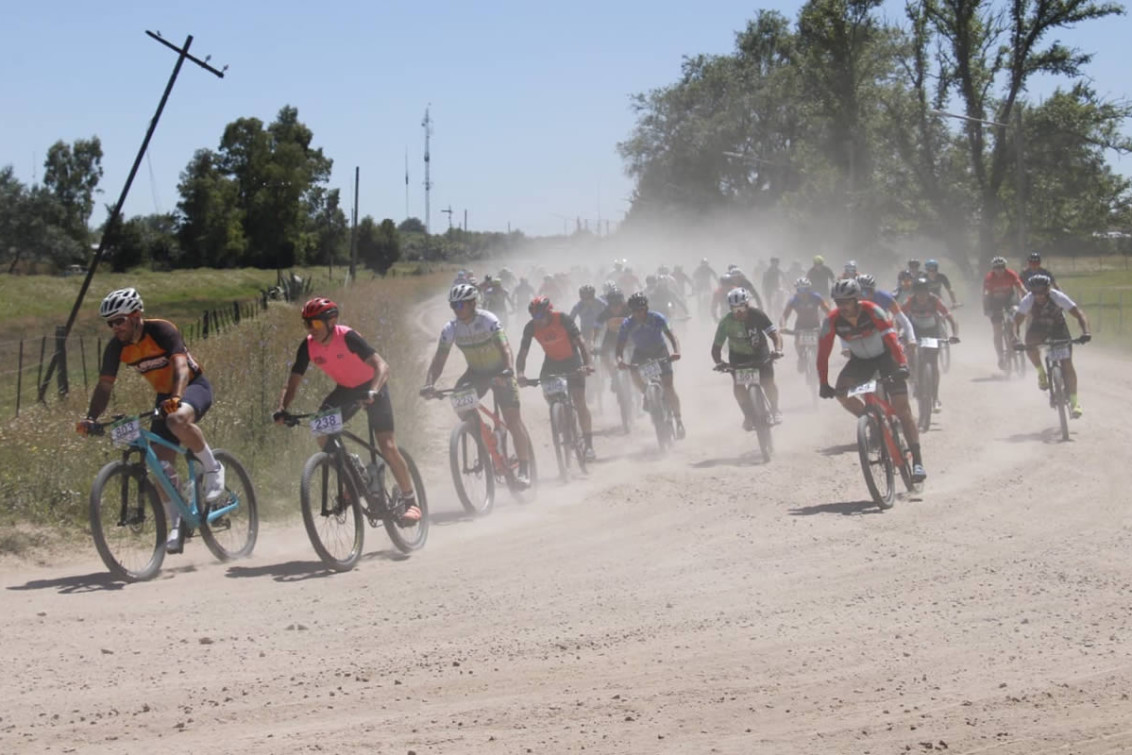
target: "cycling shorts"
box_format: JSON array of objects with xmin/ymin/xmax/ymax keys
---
[
  {"xmin": 984, "ymin": 294, "xmax": 1014, "ymax": 320},
  {"xmin": 1025, "ymin": 323, "xmax": 1071, "ymax": 347},
  {"xmin": 835, "ymin": 353, "xmax": 907, "ymax": 396},
  {"xmin": 320, "ymin": 383, "xmax": 395, "ymax": 434},
  {"xmin": 457, "ymin": 369, "xmax": 521, "ymax": 410},
  {"xmin": 630, "ymin": 348, "xmax": 673, "ymax": 376},
  {"xmin": 152, "ymin": 375, "xmax": 213, "ymax": 444}
]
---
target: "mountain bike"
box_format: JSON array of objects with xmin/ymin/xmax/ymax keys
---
[
  {"xmin": 84, "ymin": 410, "xmax": 257, "ymax": 582},
  {"xmin": 623, "ymin": 357, "xmax": 676, "ymax": 452},
  {"xmin": 782, "ymin": 327, "xmax": 820, "ymax": 405},
  {"xmin": 936, "ymin": 303, "xmax": 961, "ymax": 373},
  {"xmin": 1014, "ymin": 335, "xmax": 1088, "ymax": 442},
  {"xmin": 521, "ymin": 371, "xmax": 589, "ymax": 481},
  {"xmin": 426, "ymin": 375, "xmax": 538, "ymax": 515},
  {"xmin": 608, "ymin": 359, "xmax": 635, "ymax": 434},
  {"xmin": 715, "ymin": 354, "xmax": 781, "ymax": 463},
  {"xmin": 912, "ymin": 334, "xmax": 960, "ymax": 433},
  {"xmin": 996, "ymin": 304, "xmax": 1026, "ymax": 377},
  {"xmin": 278, "ymin": 403, "xmax": 428, "ymax": 572},
  {"xmin": 841, "ymin": 378, "xmax": 916, "ymax": 510}
]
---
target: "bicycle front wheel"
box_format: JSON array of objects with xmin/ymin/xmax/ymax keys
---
[
  {"xmin": 648, "ymin": 385, "xmax": 671, "ymax": 451},
  {"xmin": 856, "ymin": 411, "xmax": 894, "ymax": 509},
  {"xmin": 550, "ymin": 401, "xmax": 569, "ymax": 480},
  {"xmin": 1051, "ymin": 363, "xmax": 1069, "ymax": 441},
  {"xmin": 890, "ymin": 417, "xmax": 916, "ymax": 491},
  {"xmin": 300, "ymin": 452, "xmax": 365, "ymax": 572},
  {"xmin": 89, "ymin": 461, "xmax": 166, "ymax": 582},
  {"xmin": 381, "ymin": 448, "xmax": 429, "ymax": 553},
  {"xmin": 199, "ymin": 450, "xmax": 258, "ymax": 562},
  {"xmin": 917, "ymin": 360, "xmax": 935, "ymax": 433},
  {"xmin": 449, "ymin": 422, "xmax": 495, "ymax": 515},
  {"xmin": 569, "ymin": 405, "xmax": 589, "ymax": 473}
]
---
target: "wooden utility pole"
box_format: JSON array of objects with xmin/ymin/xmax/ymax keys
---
[{"xmin": 39, "ymin": 31, "xmax": 224, "ymax": 402}]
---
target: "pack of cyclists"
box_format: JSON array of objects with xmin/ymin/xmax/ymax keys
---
[{"xmin": 75, "ymin": 251, "xmax": 1096, "ymax": 561}]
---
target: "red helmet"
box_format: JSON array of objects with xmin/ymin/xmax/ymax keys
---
[
  {"xmin": 301, "ymin": 297, "xmax": 339, "ymax": 320},
  {"xmin": 528, "ymin": 296, "xmax": 552, "ymax": 317}
]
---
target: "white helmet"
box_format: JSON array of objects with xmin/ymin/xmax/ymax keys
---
[
  {"xmin": 726, "ymin": 287, "xmax": 752, "ymax": 308},
  {"xmin": 100, "ymin": 288, "xmax": 144, "ymax": 320},
  {"xmin": 831, "ymin": 278, "xmax": 862, "ymax": 300},
  {"xmin": 448, "ymin": 283, "xmax": 479, "ymax": 303}
]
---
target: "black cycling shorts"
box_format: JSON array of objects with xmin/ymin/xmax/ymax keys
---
[
  {"xmin": 152, "ymin": 375, "xmax": 213, "ymax": 444},
  {"xmin": 320, "ymin": 384, "xmax": 395, "ymax": 434},
  {"xmin": 457, "ymin": 369, "xmax": 521, "ymax": 409},
  {"xmin": 835, "ymin": 353, "xmax": 908, "ymax": 396},
  {"xmin": 541, "ymin": 356, "xmax": 585, "ymax": 392}
]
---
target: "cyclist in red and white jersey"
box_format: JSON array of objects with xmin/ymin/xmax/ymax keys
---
[
  {"xmin": 982, "ymin": 256, "xmax": 1027, "ymax": 370},
  {"xmin": 817, "ymin": 278, "xmax": 926, "ymax": 482},
  {"xmin": 1011, "ymin": 274, "xmax": 1091, "ymax": 417}
]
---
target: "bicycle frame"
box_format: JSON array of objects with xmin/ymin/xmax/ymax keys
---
[
  {"xmin": 110, "ymin": 418, "xmax": 235, "ymax": 530},
  {"xmin": 444, "ymin": 389, "xmax": 514, "ymax": 482},
  {"xmin": 848, "ymin": 382, "xmax": 906, "ymax": 467}
]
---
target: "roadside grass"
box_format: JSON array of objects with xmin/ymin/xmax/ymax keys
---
[
  {"xmin": 0, "ymin": 272, "xmax": 445, "ymax": 556},
  {"xmin": 1054, "ymin": 268, "xmax": 1131, "ymax": 349}
]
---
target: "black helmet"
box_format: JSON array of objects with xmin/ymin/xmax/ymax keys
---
[
  {"xmin": 1027, "ymin": 273, "xmax": 1052, "ymax": 291},
  {"xmin": 579, "ymin": 284, "xmax": 596, "ymax": 298},
  {"xmin": 627, "ymin": 291, "xmax": 649, "ymax": 309},
  {"xmin": 912, "ymin": 276, "xmax": 931, "ymax": 292},
  {"xmin": 1028, "ymin": 251, "xmax": 1042, "ymax": 263}
]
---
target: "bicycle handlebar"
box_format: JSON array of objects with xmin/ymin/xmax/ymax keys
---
[
  {"xmin": 1012, "ymin": 335, "xmax": 1089, "ymax": 351},
  {"xmin": 713, "ymin": 353, "xmax": 784, "ymax": 373},
  {"xmin": 83, "ymin": 409, "xmax": 160, "ymax": 436}
]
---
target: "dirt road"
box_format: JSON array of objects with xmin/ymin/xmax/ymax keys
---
[{"xmin": 2, "ymin": 300, "xmax": 1130, "ymax": 754}]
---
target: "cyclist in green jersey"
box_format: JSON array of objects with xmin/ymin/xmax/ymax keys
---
[{"xmin": 712, "ymin": 288, "xmax": 784, "ymax": 426}]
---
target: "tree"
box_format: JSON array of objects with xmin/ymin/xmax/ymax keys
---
[
  {"xmin": 356, "ymin": 216, "xmax": 401, "ymax": 275},
  {"xmin": 176, "ymin": 149, "xmax": 247, "ymax": 268},
  {"xmin": 398, "ymin": 217, "xmax": 426, "ymax": 233},
  {"xmin": 42, "ymin": 137, "xmax": 103, "ymax": 244},
  {"xmin": 102, "ymin": 213, "xmax": 179, "ymax": 271}
]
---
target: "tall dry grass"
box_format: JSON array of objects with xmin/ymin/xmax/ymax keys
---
[{"xmin": 0, "ymin": 273, "xmax": 444, "ymax": 555}]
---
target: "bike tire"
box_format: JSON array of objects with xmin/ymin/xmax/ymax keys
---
[
  {"xmin": 648, "ymin": 386, "xmax": 671, "ymax": 451},
  {"xmin": 939, "ymin": 339, "xmax": 951, "ymax": 373},
  {"xmin": 381, "ymin": 448, "xmax": 429, "ymax": 553},
  {"xmin": 616, "ymin": 373, "xmax": 633, "ymax": 434},
  {"xmin": 1051, "ymin": 364, "xmax": 1069, "ymax": 441},
  {"xmin": 89, "ymin": 461, "xmax": 166, "ymax": 582},
  {"xmin": 890, "ymin": 417, "xmax": 916, "ymax": 492},
  {"xmin": 503, "ymin": 427, "xmax": 538, "ymax": 502},
  {"xmin": 917, "ymin": 359, "xmax": 934, "ymax": 433},
  {"xmin": 750, "ymin": 386, "xmax": 773, "ymax": 463},
  {"xmin": 449, "ymin": 422, "xmax": 495, "ymax": 516},
  {"xmin": 856, "ymin": 412, "xmax": 895, "ymax": 509},
  {"xmin": 550, "ymin": 401, "xmax": 568, "ymax": 480},
  {"xmin": 300, "ymin": 452, "xmax": 365, "ymax": 572},
  {"xmin": 199, "ymin": 450, "xmax": 258, "ymax": 562},
  {"xmin": 570, "ymin": 406, "xmax": 589, "ymax": 473}
]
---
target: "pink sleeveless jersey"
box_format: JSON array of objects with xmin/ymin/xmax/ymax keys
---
[{"xmin": 306, "ymin": 325, "xmax": 375, "ymax": 388}]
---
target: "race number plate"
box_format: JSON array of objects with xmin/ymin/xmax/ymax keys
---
[
  {"xmin": 449, "ymin": 387, "xmax": 480, "ymax": 413},
  {"xmin": 109, "ymin": 416, "xmax": 141, "ymax": 448},
  {"xmin": 847, "ymin": 380, "xmax": 877, "ymax": 398},
  {"xmin": 919, "ymin": 337, "xmax": 939, "ymax": 349},
  {"xmin": 541, "ymin": 376, "xmax": 569, "ymax": 399},
  {"xmin": 639, "ymin": 360, "xmax": 663, "ymax": 381},
  {"xmin": 734, "ymin": 368, "xmax": 760, "ymax": 387},
  {"xmin": 1049, "ymin": 344, "xmax": 1071, "ymax": 361},
  {"xmin": 309, "ymin": 408, "xmax": 344, "ymax": 438},
  {"xmin": 798, "ymin": 330, "xmax": 819, "ymax": 347}
]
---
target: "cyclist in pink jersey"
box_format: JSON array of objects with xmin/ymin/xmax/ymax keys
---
[{"xmin": 273, "ymin": 298, "xmax": 420, "ymax": 523}]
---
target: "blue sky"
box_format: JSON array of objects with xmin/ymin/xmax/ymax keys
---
[{"xmin": 2, "ymin": 0, "xmax": 1129, "ymax": 237}]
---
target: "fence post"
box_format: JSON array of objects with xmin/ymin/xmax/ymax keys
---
[
  {"xmin": 234, "ymin": 300, "xmax": 241, "ymax": 325},
  {"xmin": 35, "ymin": 336, "xmax": 47, "ymax": 405},
  {"xmin": 1119, "ymin": 291, "xmax": 1124, "ymax": 334},
  {"xmin": 55, "ymin": 325, "xmax": 69, "ymax": 397},
  {"xmin": 202, "ymin": 310, "xmax": 211, "ymax": 339},
  {"xmin": 1097, "ymin": 292, "xmax": 1104, "ymax": 334},
  {"xmin": 79, "ymin": 335, "xmax": 88, "ymax": 392},
  {"xmin": 15, "ymin": 340, "xmax": 24, "ymax": 418}
]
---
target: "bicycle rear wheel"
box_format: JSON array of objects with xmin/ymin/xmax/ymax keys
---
[
  {"xmin": 501, "ymin": 426, "xmax": 539, "ymax": 501},
  {"xmin": 1051, "ymin": 364, "xmax": 1069, "ymax": 441},
  {"xmin": 199, "ymin": 450, "xmax": 258, "ymax": 562},
  {"xmin": 300, "ymin": 452, "xmax": 365, "ymax": 572},
  {"xmin": 89, "ymin": 461, "xmax": 166, "ymax": 582},
  {"xmin": 615, "ymin": 373, "xmax": 633, "ymax": 433},
  {"xmin": 856, "ymin": 411, "xmax": 894, "ymax": 509},
  {"xmin": 381, "ymin": 449, "xmax": 429, "ymax": 553},
  {"xmin": 449, "ymin": 421, "xmax": 495, "ymax": 515}
]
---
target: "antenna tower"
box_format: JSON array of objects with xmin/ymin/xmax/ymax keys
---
[{"xmin": 422, "ymin": 105, "xmax": 433, "ymax": 235}]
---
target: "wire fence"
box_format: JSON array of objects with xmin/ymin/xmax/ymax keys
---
[{"xmin": 0, "ymin": 295, "xmax": 270, "ymax": 420}]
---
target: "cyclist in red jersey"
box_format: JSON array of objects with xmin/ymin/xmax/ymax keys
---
[
  {"xmin": 516, "ymin": 296, "xmax": 597, "ymax": 460},
  {"xmin": 274, "ymin": 298, "xmax": 421, "ymax": 523},
  {"xmin": 982, "ymin": 256, "xmax": 1027, "ymax": 370},
  {"xmin": 817, "ymin": 278, "xmax": 926, "ymax": 482}
]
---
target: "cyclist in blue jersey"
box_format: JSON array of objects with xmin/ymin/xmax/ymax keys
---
[
  {"xmin": 779, "ymin": 277, "xmax": 830, "ymax": 372},
  {"xmin": 616, "ymin": 291, "xmax": 685, "ymax": 440},
  {"xmin": 569, "ymin": 285, "xmax": 607, "ymax": 348}
]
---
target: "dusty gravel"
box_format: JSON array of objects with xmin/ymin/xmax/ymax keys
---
[{"xmin": 2, "ymin": 298, "xmax": 1130, "ymax": 754}]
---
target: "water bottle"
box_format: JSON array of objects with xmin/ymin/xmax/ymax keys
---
[
  {"xmin": 493, "ymin": 426, "xmax": 507, "ymax": 454},
  {"xmin": 348, "ymin": 453, "xmax": 368, "ymax": 486},
  {"xmin": 365, "ymin": 459, "xmax": 385, "ymax": 497},
  {"xmin": 160, "ymin": 460, "xmax": 181, "ymax": 500}
]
